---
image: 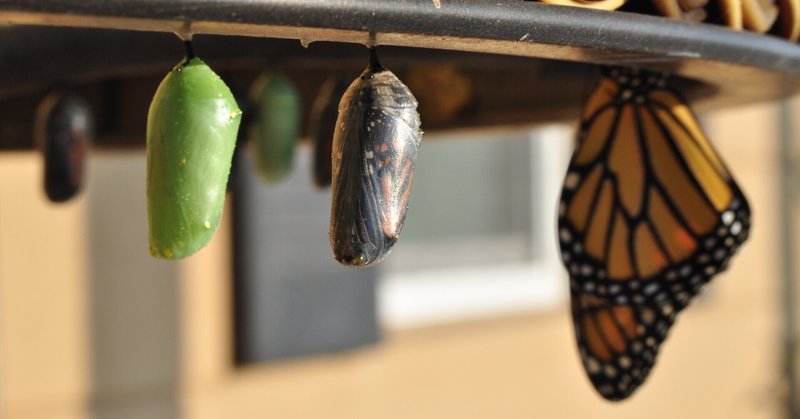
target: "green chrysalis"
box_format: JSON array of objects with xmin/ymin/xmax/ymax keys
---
[
  {"xmin": 250, "ymin": 72, "xmax": 301, "ymax": 183},
  {"xmin": 147, "ymin": 42, "xmax": 242, "ymax": 259}
]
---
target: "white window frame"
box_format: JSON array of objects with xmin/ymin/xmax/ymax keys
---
[{"xmin": 378, "ymin": 125, "xmax": 575, "ymax": 328}]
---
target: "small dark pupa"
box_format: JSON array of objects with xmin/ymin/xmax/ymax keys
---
[
  {"xmin": 330, "ymin": 49, "xmax": 423, "ymax": 267},
  {"xmin": 310, "ymin": 76, "xmax": 350, "ymax": 188},
  {"xmin": 34, "ymin": 92, "xmax": 94, "ymax": 203}
]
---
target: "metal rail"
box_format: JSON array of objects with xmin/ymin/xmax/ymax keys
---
[{"xmin": 2, "ymin": 0, "xmax": 800, "ymax": 110}]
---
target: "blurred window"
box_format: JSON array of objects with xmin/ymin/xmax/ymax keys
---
[{"xmin": 379, "ymin": 125, "xmax": 573, "ymax": 327}]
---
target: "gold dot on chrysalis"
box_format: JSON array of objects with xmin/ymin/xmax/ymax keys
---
[
  {"xmin": 163, "ymin": 249, "xmax": 174, "ymax": 258},
  {"xmin": 179, "ymin": 158, "xmax": 186, "ymax": 168},
  {"xmin": 204, "ymin": 221, "xmax": 211, "ymax": 230}
]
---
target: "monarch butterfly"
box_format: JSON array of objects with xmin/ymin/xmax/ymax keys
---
[
  {"xmin": 147, "ymin": 41, "xmax": 242, "ymax": 259},
  {"xmin": 35, "ymin": 91, "xmax": 93, "ymax": 203},
  {"xmin": 310, "ymin": 76, "xmax": 350, "ymax": 188},
  {"xmin": 329, "ymin": 48, "xmax": 423, "ymax": 267},
  {"xmin": 559, "ymin": 67, "xmax": 750, "ymax": 400},
  {"xmin": 250, "ymin": 72, "xmax": 301, "ymax": 184}
]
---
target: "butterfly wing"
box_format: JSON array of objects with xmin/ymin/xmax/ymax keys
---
[
  {"xmin": 571, "ymin": 291, "xmax": 677, "ymax": 401},
  {"xmin": 558, "ymin": 68, "xmax": 751, "ymax": 309},
  {"xmin": 559, "ymin": 67, "xmax": 751, "ymax": 400}
]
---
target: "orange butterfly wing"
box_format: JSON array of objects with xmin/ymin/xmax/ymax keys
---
[
  {"xmin": 559, "ymin": 68, "xmax": 750, "ymax": 308},
  {"xmin": 571, "ymin": 291, "xmax": 677, "ymax": 400},
  {"xmin": 559, "ymin": 67, "xmax": 751, "ymax": 400}
]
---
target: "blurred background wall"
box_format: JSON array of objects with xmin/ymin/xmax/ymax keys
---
[{"xmin": 0, "ymin": 97, "xmax": 796, "ymax": 419}]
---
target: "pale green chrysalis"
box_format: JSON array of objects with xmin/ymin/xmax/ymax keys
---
[
  {"xmin": 250, "ymin": 72, "xmax": 301, "ymax": 183},
  {"xmin": 147, "ymin": 42, "xmax": 242, "ymax": 259}
]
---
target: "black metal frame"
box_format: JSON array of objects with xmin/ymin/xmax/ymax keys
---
[{"xmin": 2, "ymin": 0, "xmax": 800, "ymax": 108}]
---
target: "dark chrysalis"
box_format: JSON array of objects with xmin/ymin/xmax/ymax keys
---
[
  {"xmin": 34, "ymin": 92, "xmax": 94, "ymax": 203},
  {"xmin": 310, "ymin": 76, "xmax": 350, "ymax": 187},
  {"xmin": 250, "ymin": 72, "xmax": 301, "ymax": 184},
  {"xmin": 329, "ymin": 48, "xmax": 423, "ymax": 267},
  {"xmin": 147, "ymin": 41, "xmax": 242, "ymax": 259}
]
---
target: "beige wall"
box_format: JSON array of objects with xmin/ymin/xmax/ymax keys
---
[
  {"xmin": 0, "ymin": 101, "xmax": 793, "ymax": 419},
  {"xmin": 0, "ymin": 153, "xmax": 90, "ymax": 419}
]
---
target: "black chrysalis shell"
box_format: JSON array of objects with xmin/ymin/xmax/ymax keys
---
[
  {"xmin": 329, "ymin": 50, "xmax": 423, "ymax": 267},
  {"xmin": 34, "ymin": 92, "xmax": 94, "ymax": 203},
  {"xmin": 310, "ymin": 76, "xmax": 350, "ymax": 188}
]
